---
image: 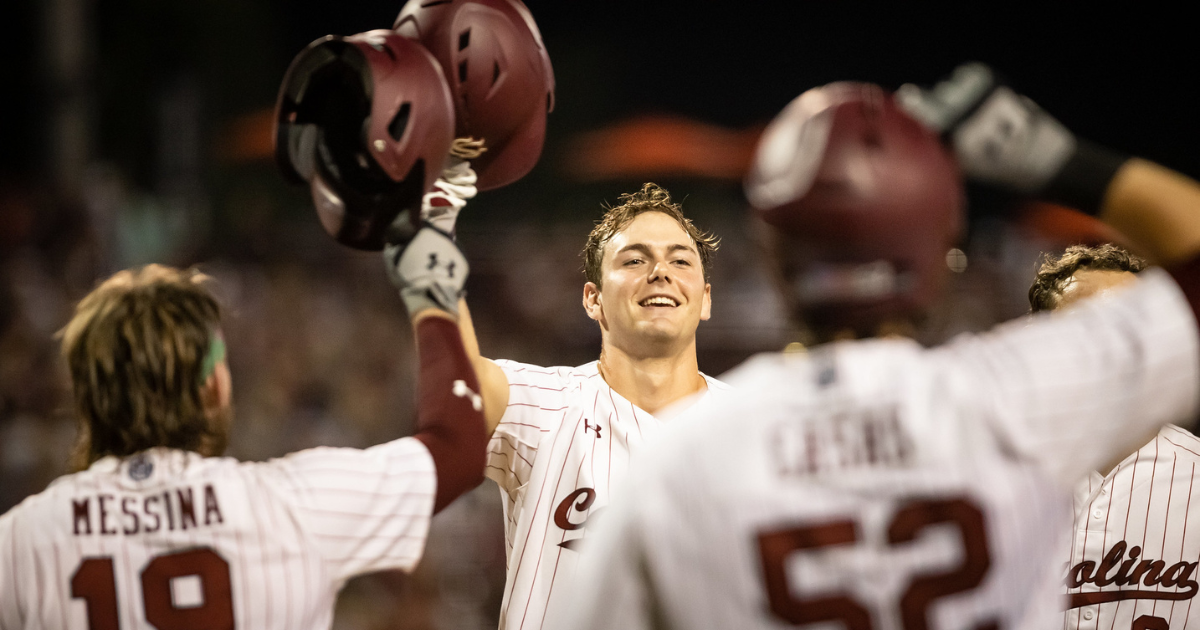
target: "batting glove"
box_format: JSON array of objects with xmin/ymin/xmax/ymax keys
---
[
  {"xmin": 897, "ymin": 62, "xmax": 1126, "ymax": 214},
  {"xmin": 383, "ymin": 226, "xmax": 469, "ymax": 318},
  {"xmin": 421, "ymin": 158, "xmax": 478, "ymax": 236}
]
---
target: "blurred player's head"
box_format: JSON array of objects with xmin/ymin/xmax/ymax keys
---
[
  {"xmin": 1029, "ymin": 243, "xmax": 1145, "ymax": 312},
  {"xmin": 58, "ymin": 265, "xmax": 231, "ymax": 470},
  {"xmin": 745, "ymin": 82, "xmax": 964, "ymax": 344},
  {"xmin": 581, "ymin": 183, "xmax": 720, "ymax": 356}
]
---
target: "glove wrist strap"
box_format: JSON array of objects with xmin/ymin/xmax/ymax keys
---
[
  {"xmin": 1041, "ymin": 139, "xmax": 1129, "ymax": 216},
  {"xmin": 400, "ymin": 286, "xmax": 461, "ymax": 318}
]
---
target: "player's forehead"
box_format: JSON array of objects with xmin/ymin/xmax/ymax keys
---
[
  {"xmin": 603, "ymin": 212, "xmax": 698, "ymax": 260},
  {"xmin": 1059, "ymin": 268, "xmax": 1137, "ymax": 307}
]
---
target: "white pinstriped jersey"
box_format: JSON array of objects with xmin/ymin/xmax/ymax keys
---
[
  {"xmin": 0, "ymin": 440, "xmax": 435, "ymax": 630},
  {"xmin": 485, "ymin": 359, "xmax": 731, "ymax": 630},
  {"xmin": 1066, "ymin": 424, "xmax": 1200, "ymax": 630},
  {"xmin": 559, "ymin": 268, "xmax": 1200, "ymax": 630}
]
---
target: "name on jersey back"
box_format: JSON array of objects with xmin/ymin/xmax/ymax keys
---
[
  {"xmin": 770, "ymin": 408, "xmax": 913, "ymax": 478},
  {"xmin": 71, "ymin": 484, "xmax": 224, "ymax": 536}
]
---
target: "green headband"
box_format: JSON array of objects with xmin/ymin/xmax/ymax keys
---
[{"xmin": 199, "ymin": 335, "xmax": 227, "ymax": 383}]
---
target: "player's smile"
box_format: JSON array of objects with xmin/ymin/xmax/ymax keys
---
[
  {"xmin": 638, "ymin": 294, "xmax": 680, "ymax": 308},
  {"xmin": 583, "ymin": 211, "xmax": 712, "ymax": 354}
]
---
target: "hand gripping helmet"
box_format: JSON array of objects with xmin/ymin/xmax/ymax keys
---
[
  {"xmin": 275, "ymin": 30, "xmax": 455, "ymax": 250},
  {"xmin": 393, "ymin": 0, "xmax": 555, "ymax": 190},
  {"xmin": 745, "ymin": 82, "xmax": 964, "ymax": 336}
]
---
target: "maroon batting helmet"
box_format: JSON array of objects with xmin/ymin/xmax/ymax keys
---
[
  {"xmin": 394, "ymin": 0, "xmax": 555, "ymax": 190},
  {"xmin": 745, "ymin": 82, "xmax": 964, "ymax": 336},
  {"xmin": 275, "ymin": 30, "xmax": 455, "ymax": 250}
]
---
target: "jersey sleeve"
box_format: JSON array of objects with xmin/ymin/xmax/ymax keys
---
[
  {"xmin": 0, "ymin": 512, "xmax": 17, "ymax": 629},
  {"xmin": 260, "ymin": 437, "xmax": 436, "ymax": 583},
  {"xmin": 934, "ymin": 268, "xmax": 1200, "ymax": 485},
  {"xmin": 487, "ymin": 360, "xmax": 573, "ymax": 497}
]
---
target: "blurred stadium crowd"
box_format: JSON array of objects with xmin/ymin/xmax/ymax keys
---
[{"xmin": 0, "ymin": 165, "xmax": 1057, "ymax": 629}]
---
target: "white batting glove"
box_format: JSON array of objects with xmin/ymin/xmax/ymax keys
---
[{"xmin": 421, "ymin": 158, "xmax": 478, "ymax": 236}]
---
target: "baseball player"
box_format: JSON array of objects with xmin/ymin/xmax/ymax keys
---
[
  {"xmin": 557, "ymin": 65, "xmax": 1200, "ymax": 630},
  {"xmin": 1030, "ymin": 244, "xmax": 1200, "ymax": 630},
  {"xmin": 0, "ymin": 224, "xmax": 485, "ymax": 629},
  {"xmin": 425, "ymin": 171, "xmax": 732, "ymax": 629}
]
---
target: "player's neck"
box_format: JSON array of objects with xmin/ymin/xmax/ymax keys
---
[{"xmin": 596, "ymin": 339, "xmax": 705, "ymax": 415}]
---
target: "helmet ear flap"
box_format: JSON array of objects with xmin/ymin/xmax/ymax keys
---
[{"xmin": 285, "ymin": 124, "xmax": 320, "ymax": 181}]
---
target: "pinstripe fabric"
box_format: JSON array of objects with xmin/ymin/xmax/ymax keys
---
[
  {"xmin": 486, "ymin": 359, "xmax": 732, "ymax": 630},
  {"xmin": 1065, "ymin": 425, "xmax": 1200, "ymax": 630},
  {"xmin": 0, "ymin": 439, "xmax": 435, "ymax": 630},
  {"xmin": 559, "ymin": 268, "xmax": 1200, "ymax": 630}
]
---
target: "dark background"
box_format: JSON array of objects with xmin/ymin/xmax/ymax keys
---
[
  {"xmin": 4, "ymin": 4, "xmax": 1198, "ymax": 191},
  {"xmin": 2, "ymin": 2, "xmax": 1195, "ymax": 628}
]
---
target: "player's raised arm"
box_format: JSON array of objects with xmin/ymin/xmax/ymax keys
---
[
  {"xmin": 416, "ymin": 155, "xmax": 511, "ymax": 433},
  {"xmin": 899, "ymin": 63, "xmax": 1200, "ymax": 305},
  {"xmin": 455, "ymin": 298, "xmax": 510, "ymax": 433},
  {"xmin": 895, "ymin": 64, "xmax": 1200, "ymax": 482},
  {"xmin": 384, "ymin": 226, "xmax": 489, "ymax": 512},
  {"xmin": 1101, "ymin": 160, "xmax": 1200, "ymax": 265},
  {"xmin": 398, "ymin": 0, "xmax": 556, "ymax": 431}
]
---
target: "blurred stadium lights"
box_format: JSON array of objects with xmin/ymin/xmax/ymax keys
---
[
  {"xmin": 214, "ymin": 108, "xmax": 768, "ymax": 185},
  {"xmin": 216, "ymin": 108, "xmax": 277, "ymax": 163},
  {"xmin": 1016, "ymin": 202, "xmax": 1135, "ymax": 252},
  {"xmin": 564, "ymin": 115, "xmax": 763, "ymax": 181}
]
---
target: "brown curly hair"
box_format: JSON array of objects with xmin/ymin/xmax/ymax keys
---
[
  {"xmin": 581, "ymin": 183, "xmax": 720, "ymax": 287},
  {"xmin": 58, "ymin": 265, "xmax": 225, "ymax": 470},
  {"xmin": 1028, "ymin": 243, "xmax": 1146, "ymax": 312}
]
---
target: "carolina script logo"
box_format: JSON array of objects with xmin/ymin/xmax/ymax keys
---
[
  {"xmin": 554, "ymin": 487, "xmax": 602, "ymax": 551},
  {"xmin": 1066, "ymin": 541, "xmax": 1199, "ymax": 609}
]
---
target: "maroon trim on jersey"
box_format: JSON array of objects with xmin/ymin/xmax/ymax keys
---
[
  {"xmin": 1070, "ymin": 589, "xmax": 1196, "ymax": 608},
  {"xmin": 412, "ymin": 317, "xmax": 488, "ymax": 513},
  {"xmin": 1167, "ymin": 256, "xmax": 1200, "ymax": 325}
]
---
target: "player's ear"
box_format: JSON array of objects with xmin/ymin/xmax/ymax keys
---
[
  {"xmin": 700, "ymin": 283, "xmax": 712, "ymax": 321},
  {"xmin": 201, "ymin": 361, "xmax": 232, "ymax": 414},
  {"xmin": 583, "ymin": 282, "xmax": 604, "ymax": 323}
]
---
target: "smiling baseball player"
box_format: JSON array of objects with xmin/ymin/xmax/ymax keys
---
[
  {"xmin": 430, "ymin": 179, "xmax": 732, "ymax": 630},
  {"xmin": 557, "ymin": 66, "xmax": 1200, "ymax": 630}
]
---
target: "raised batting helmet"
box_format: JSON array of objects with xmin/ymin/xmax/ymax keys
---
[
  {"xmin": 275, "ymin": 30, "xmax": 455, "ymax": 250},
  {"xmin": 393, "ymin": 0, "xmax": 554, "ymax": 190},
  {"xmin": 745, "ymin": 82, "xmax": 964, "ymax": 335}
]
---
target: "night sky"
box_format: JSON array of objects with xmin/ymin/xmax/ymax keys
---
[
  {"xmin": 280, "ymin": 2, "xmax": 1199, "ymax": 173},
  {"xmin": 3, "ymin": 2, "xmax": 1197, "ymax": 190}
]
